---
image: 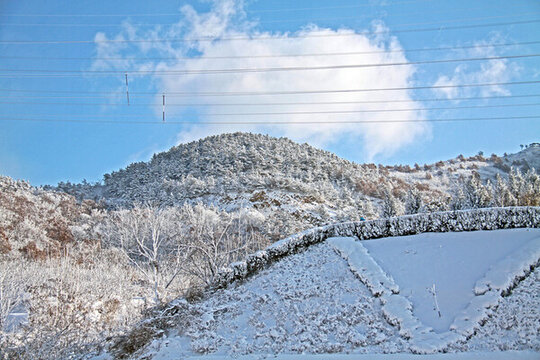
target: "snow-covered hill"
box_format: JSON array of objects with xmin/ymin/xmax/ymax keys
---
[
  {"xmin": 102, "ymin": 208, "xmax": 539, "ymax": 359},
  {"xmin": 56, "ymin": 133, "xmax": 539, "ymax": 237},
  {"xmin": 117, "ymin": 228, "xmax": 539, "ymax": 359}
]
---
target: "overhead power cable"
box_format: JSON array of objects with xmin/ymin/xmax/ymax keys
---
[
  {"xmin": 247, "ymin": 0, "xmax": 436, "ymax": 14},
  {"xmin": 2, "ymin": 94, "xmax": 540, "ymax": 104},
  {"xmin": 1, "ymin": 19, "xmax": 538, "ymax": 44},
  {"xmin": 0, "ymin": 102, "xmax": 538, "ymax": 116},
  {"xmin": 0, "ymin": 1, "xmax": 444, "ymax": 17},
  {"xmin": 2, "ymin": 11, "xmax": 537, "ymax": 27},
  {"xmin": 2, "ymin": 40, "xmax": 539, "ymax": 61},
  {"xmin": 0, "ymin": 7, "xmax": 487, "ymax": 27},
  {"xmin": 157, "ymin": 80, "xmax": 540, "ymax": 97},
  {"xmin": 0, "ymin": 80, "xmax": 538, "ymax": 97},
  {"xmin": 0, "ymin": 115, "xmax": 537, "ymax": 125},
  {"xmin": 0, "ymin": 54, "xmax": 538, "ymax": 78}
]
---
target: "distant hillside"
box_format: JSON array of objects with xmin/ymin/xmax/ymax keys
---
[{"xmin": 56, "ymin": 133, "xmax": 539, "ymax": 235}]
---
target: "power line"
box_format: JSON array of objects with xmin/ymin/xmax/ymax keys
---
[
  {"xmin": 3, "ymin": 11, "xmax": 537, "ymax": 27},
  {"xmin": 0, "ymin": 115, "xmax": 537, "ymax": 125},
  {"xmin": 2, "ymin": 93, "xmax": 540, "ymax": 104},
  {"xmin": 159, "ymin": 80, "xmax": 540, "ymax": 97},
  {"xmin": 0, "ymin": 80, "xmax": 538, "ymax": 97},
  {"xmin": 1, "ymin": 19, "xmax": 538, "ymax": 44},
  {"xmin": 0, "ymin": 1, "xmax": 440, "ymax": 17},
  {"xmin": 0, "ymin": 9, "xmax": 475, "ymax": 27},
  {"xmin": 1, "ymin": 54, "xmax": 538, "ymax": 78},
  {"xmin": 1, "ymin": 81, "xmax": 538, "ymax": 97},
  {"xmin": 246, "ymin": 0, "xmax": 436, "ymax": 14},
  {"xmin": 2, "ymin": 41, "xmax": 538, "ymax": 61},
  {"xmin": 0, "ymin": 102, "xmax": 538, "ymax": 116}
]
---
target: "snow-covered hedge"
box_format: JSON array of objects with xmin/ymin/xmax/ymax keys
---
[{"xmin": 213, "ymin": 207, "xmax": 540, "ymax": 289}]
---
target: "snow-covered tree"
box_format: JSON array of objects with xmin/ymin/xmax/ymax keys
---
[
  {"xmin": 404, "ymin": 187, "xmax": 424, "ymax": 214},
  {"xmin": 462, "ymin": 173, "xmax": 492, "ymax": 209},
  {"xmin": 508, "ymin": 167, "xmax": 525, "ymax": 203},
  {"xmin": 105, "ymin": 205, "xmax": 182, "ymax": 303},
  {"xmin": 381, "ymin": 185, "xmax": 403, "ymax": 218},
  {"xmin": 491, "ymin": 173, "xmax": 516, "ymax": 207}
]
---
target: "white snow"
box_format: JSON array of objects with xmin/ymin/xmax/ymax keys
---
[
  {"xmin": 360, "ymin": 229, "xmax": 540, "ymax": 332},
  {"xmin": 329, "ymin": 229, "xmax": 540, "ymax": 353},
  {"xmin": 179, "ymin": 351, "xmax": 540, "ymax": 360},
  {"xmin": 143, "ymin": 242, "xmax": 405, "ymax": 359},
  {"xmin": 134, "ymin": 228, "xmax": 539, "ymax": 359}
]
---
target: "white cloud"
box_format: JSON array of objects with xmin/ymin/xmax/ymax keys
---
[
  {"xmin": 92, "ymin": 0, "xmax": 429, "ymax": 160},
  {"xmin": 431, "ymin": 36, "xmax": 521, "ymax": 100}
]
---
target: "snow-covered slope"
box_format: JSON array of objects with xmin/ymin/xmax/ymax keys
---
[
  {"xmin": 129, "ymin": 228, "xmax": 539, "ymax": 359},
  {"xmin": 55, "ymin": 134, "xmax": 539, "ymax": 233}
]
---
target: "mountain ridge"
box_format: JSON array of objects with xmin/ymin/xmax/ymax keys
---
[{"xmin": 55, "ymin": 133, "xmax": 539, "ymax": 235}]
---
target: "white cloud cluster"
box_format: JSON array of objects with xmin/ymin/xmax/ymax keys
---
[
  {"xmin": 92, "ymin": 0, "xmax": 430, "ymax": 160},
  {"xmin": 432, "ymin": 37, "xmax": 521, "ymax": 101}
]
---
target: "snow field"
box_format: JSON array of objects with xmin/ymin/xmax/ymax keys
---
[
  {"xmin": 142, "ymin": 228, "xmax": 539, "ymax": 358},
  {"xmin": 144, "ymin": 243, "xmax": 406, "ymax": 359},
  {"xmin": 124, "ymin": 208, "xmax": 540, "ymax": 359},
  {"xmin": 213, "ymin": 207, "xmax": 540, "ymax": 290},
  {"xmin": 329, "ymin": 229, "xmax": 540, "ymax": 353}
]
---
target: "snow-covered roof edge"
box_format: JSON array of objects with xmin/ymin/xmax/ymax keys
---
[{"xmin": 212, "ymin": 207, "xmax": 540, "ymax": 289}]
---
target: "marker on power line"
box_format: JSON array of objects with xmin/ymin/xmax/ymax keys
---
[
  {"xmin": 125, "ymin": 73, "xmax": 130, "ymax": 105},
  {"xmin": 162, "ymin": 94, "xmax": 165, "ymax": 122}
]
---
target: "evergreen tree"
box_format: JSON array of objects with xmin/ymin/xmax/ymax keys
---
[
  {"xmin": 508, "ymin": 167, "xmax": 525, "ymax": 204},
  {"xmin": 491, "ymin": 173, "xmax": 516, "ymax": 207},
  {"xmin": 404, "ymin": 187, "xmax": 424, "ymax": 214},
  {"xmin": 522, "ymin": 169, "xmax": 540, "ymax": 206},
  {"xmin": 381, "ymin": 185, "xmax": 403, "ymax": 218},
  {"xmin": 463, "ymin": 173, "xmax": 492, "ymax": 209}
]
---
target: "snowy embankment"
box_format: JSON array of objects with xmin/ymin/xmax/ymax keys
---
[
  {"xmin": 213, "ymin": 207, "xmax": 539, "ymax": 289},
  {"xmin": 109, "ymin": 207, "xmax": 539, "ymax": 359},
  {"xmin": 136, "ymin": 229, "xmax": 539, "ymax": 359},
  {"xmin": 329, "ymin": 229, "xmax": 540, "ymax": 354}
]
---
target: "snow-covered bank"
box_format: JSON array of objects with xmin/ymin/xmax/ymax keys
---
[
  {"xmin": 329, "ymin": 229, "xmax": 540, "ymax": 353},
  {"xmin": 108, "ymin": 208, "xmax": 539, "ymax": 359},
  {"xmin": 180, "ymin": 351, "xmax": 540, "ymax": 360},
  {"xmin": 133, "ymin": 229, "xmax": 539, "ymax": 359},
  {"xmin": 139, "ymin": 243, "xmax": 406, "ymax": 359},
  {"xmin": 213, "ymin": 207, "xmax": 539, "ymax": 289}
]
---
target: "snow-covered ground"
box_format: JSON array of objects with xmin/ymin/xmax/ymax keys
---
[
  {"xmin": 360, "ymin": 229, "xmax": 539, "ymax": 332},
  {"xmin": 135, "ymin": 229, "xmax": 539, "ymax": 359}
]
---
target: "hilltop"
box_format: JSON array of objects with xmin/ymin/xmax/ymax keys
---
[{"xmin": 57, "ymin": 133, "xmax": 539, "ymax": 237}]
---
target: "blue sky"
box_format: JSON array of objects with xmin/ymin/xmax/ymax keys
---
[{"xmin": 0, "ymin": 0, "xmax": 539, "ymax": 185}]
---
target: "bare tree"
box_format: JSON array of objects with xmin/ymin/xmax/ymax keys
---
[
  {"xmin": 179, "ymin": 205, "xmax": 266, "ymax": 286},
  {"xmin": 105, "ymin": 205, "xmax": 182, "ymax": 304}
]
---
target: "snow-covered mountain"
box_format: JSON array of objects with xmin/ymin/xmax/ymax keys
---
[{"xmin": 56, "ymin": 133, "xmax": 539, "ymax": 237}]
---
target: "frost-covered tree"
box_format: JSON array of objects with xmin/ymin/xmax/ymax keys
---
[
  {"xmin": 381, "ymin": 185, "xmax": 403, "ymax": 218},
  {"xmin": 462, "ymin": 173, "xmax": 492, "ymax": 209},
  {"xmin": 357, "ymin": 198, "xmax": 377, "ymax": 219},
  {"xmin": 521, "ymin": 169, "xmax": 540, "ymax": 206},
  {"xmin": 104, "ymin": 205, "xmax": 182, "ymax": 303},
  {"xmin": 508, "ymin": 167, "xmax": 525, "ymax": 203},
  {"xmin": 505, "ymin": 168, "xmax": 540, "ymax": 206},
  {"xmin": 424, "ymin": 199, "xmax": 448, "ymax": 213},
  {"xmin": 404, "ymin": 188, "xmax": 424, "ymax": 214},
  {"xmin": 450, "ymin": 184, "xmax": 467, "ymax": 210},
  {"xmin": 491, "ymin": 173, "xmax": 516, "ymax": 207},
  {"xmin": 178, "ymin": 204, "xmax": 266, "ymax": 286}
]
